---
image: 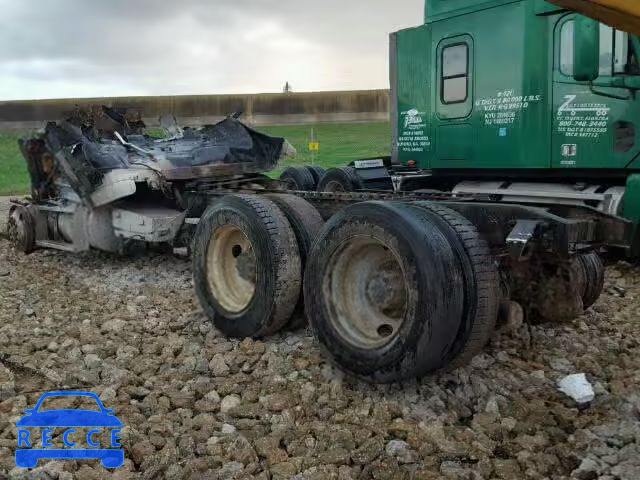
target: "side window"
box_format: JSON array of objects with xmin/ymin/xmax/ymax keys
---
[
  {"xmin": 441, "ymin": 44, "xmax": 468, "ymax": 104},
  {"xmin": 559, "ymin": 19, "xmax": 635, "ymax": 77},
  {"xmin": 614, "ymin": 30, "xmax": 628, "ymax": 74},
  {"xmin": 599, "ymin": 24, "xmax": 614, "ymax": 76},
  {"xmin": 560, "ymin": 21, "xmax": 574, "ymax": 76},
  {"xmin": 437, "ymin": 35, "xmax": 473, "ymax": 119}
]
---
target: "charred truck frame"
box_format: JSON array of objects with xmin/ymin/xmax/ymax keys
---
[
  {"xmin": 7, "ymin": 0, "xmax": 637, "ymax": 382},
  {"xmin": 9, "ymin": 107, "xmax": 292, "ymax": 255}
]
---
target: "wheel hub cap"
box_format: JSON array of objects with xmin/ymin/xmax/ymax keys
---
[
  {"xmin": 207, "ymin": 225, "xmax": 257, "ymax": 313},
  {"xmin": 324, "ymin": 236, "xmax": 408, "ymax": 350}
]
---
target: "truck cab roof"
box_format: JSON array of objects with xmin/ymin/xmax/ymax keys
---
[{"xmin": 425, "ymin": 0, "xmax": 563, "ymax": 23}]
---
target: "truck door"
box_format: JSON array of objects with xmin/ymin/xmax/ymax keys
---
[
  {"xmin": 552, "ymin": 14, "xmax": 640, "ymax": 170},
  {"xmin": 432, "ymin": 35, "xmax": 475, "ymax": 167}
]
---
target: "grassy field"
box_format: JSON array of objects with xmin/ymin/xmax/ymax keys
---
[
  {"xmin": 0, "ymin": 132, "xmax": 31, "ymax": 195},
  {"xmin": 0, "ymin": 122, "xmax": 391, "ymax": 195},
  {"xmin": 261, "ymin": 122, "xmax": 390, "ymax": 175}
]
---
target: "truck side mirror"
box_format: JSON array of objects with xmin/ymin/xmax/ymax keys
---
[{"xmin": 573, "ymin": 17, "xmax": 600, "ymax": 81}]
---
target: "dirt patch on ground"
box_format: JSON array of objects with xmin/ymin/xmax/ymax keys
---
[{"xmin": 0, "ymin": 238, "xmax": 638, "ymax": 479}]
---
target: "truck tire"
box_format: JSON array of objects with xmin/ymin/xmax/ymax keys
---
[
  {"xmin": 409, "ymin": 202, "xmax": 500, "ymax": 368},
  {"xmin": 305, "ymin": 166, "xmax": 326, "ymax": 188},
  {"xmin": 317, "ymin": 167, "xmax": 363, "ymax": 193},
  {"xmin": 304, "ymin": 201, "xmax": 466, "ymax": 383},
  {"xmin": 578, "ymin": 252, "xmax": 605, "ymax": 309},
  {"xmin": 280, "ymin": 167, "xmax": 316, "ymax": 191},
  {"xmin": 266, "ymin": 194, "xmax": 325, "ymax": 329},
  {"xmin": 7, "ymin": 205, "xmax": 36, "ymax": 254},
  {"xmin": 192, "ymin": 194, "xmax": 302, "ymax": 338}
]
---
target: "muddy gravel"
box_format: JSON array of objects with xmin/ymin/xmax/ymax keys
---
[{"xmin": 0, "ymin": 236, "xmax": 639, "ymax": 480}]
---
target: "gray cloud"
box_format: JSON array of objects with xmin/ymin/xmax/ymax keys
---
[{"xmin": 0, "ymin": 0, "xmax": 423, "ymax": 100}]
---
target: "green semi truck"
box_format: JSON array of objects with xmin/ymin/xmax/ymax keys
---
[
  {"xmin": 392, "ymin": 0, "xmax": 640, "ymax": 247},
  {"xmin": 226, "ymin": 0, "xmax": 640, "ymax": 381},
  {"xmin": 283, "ymin": 0, "xmax": 640, "ymax": 251}
]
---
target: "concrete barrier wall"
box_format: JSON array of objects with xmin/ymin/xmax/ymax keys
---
[{"xmin": 0, "ymin": 89, "xmax": 390, "ymax": 130}]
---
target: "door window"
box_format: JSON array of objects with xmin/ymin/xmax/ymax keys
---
[
  {"xmin": 437, "ymin": 35, "xmax": 473, "ymax": 119},
  {"xmin": 559, "ymin": 19, "xmax": 639, "ymax": 77},
  {"xmin": 441, "ymin": 44, "xmax": 469, "ymax": 104}
]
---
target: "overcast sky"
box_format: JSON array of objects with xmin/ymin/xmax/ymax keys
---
[{"xmin": 0, "ymin": 0, "xmax": 423, "ymax": 101}]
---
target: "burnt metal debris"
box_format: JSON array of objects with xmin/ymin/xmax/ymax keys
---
[{"xmin": 10, "ymin": 106, "xmax": 295, "ymax": 254}]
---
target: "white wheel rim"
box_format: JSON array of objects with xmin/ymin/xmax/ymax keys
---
[
  {"xmin": 207, "ymin": 225, "xmax": 257, "ymax": 313},
  {"xmin": 323, "ymin": 235, "xmax": 408, "ymax": 350}
]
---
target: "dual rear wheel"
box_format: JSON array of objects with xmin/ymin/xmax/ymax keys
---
[
  {"xmin": 192, "ymin": 194, "xmax": 605, "ymax": 382},
  {"xmin": 193, "ymin": 194, "xmax": 324, "ymax": 337},
  {"xmin": 193, "ymin": 195, "xmax": 501, "ymax": 382},
  {"xmin": 304, "ymin": 201, "xmax": 499, "ymax": 382}
]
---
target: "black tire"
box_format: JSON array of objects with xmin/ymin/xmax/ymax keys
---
[
  {"xmin": 193, "ymin": 194, "xmax": 302, "ymax": 338},
  {"xmin": 266, "ymin": 194, "xmax": 325, "ymax": 329},
  {"xmin": 304, "ymin": 201, "xmax": 466, "ymax": 383},
  {"xmin": 408, "ymin": 202, "xmax": 500, "ymax": 368},
  {"xmin": 578, "ymin": 253, "xmax": 605, "ymax": 309},
  {"xmin": 317, "ymin": 167, "xmax": 363, "ymax": 193},
  {"xmin": 280, "ymin": 167, "xmax": 316, "ymax": 191},
  {"xmin": 7, "ymin": 205, "xmax": 36, "ymax": 254},
  {"xmin": 305, "ymin": 166, "xmax": 326, "ymax": 188}
]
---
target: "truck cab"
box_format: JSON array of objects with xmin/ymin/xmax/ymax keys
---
[
  {"xmin": 392, "ymin": 0, "xmax": 640, "ymax": 175},
  {"xmin": 390, "ymin": 0, "xmax": 640, "ymax": 244}
]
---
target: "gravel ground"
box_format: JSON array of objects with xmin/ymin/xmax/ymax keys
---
[{"xmin": 0, "ymin": 237, "xmax": 639, "ymax": 479}]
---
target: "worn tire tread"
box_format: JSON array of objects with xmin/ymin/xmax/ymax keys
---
[
  {"xmin": 193, "ymin": 194, "xmax": 301, "ymax": 338},
  {"xmin": 266, "ymin": 194, "xmax": 325, "ymax": 329},
  {"xmin": 409, "ymin": 202, "xmax": 500, "ymax": 368}
]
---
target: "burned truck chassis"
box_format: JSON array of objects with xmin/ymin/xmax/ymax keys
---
[{"xmin": 8, "ymin": 107, "xmax": 293, "ymax": 255}]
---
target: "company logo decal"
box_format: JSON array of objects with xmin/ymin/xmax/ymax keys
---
[
  {"xmin": 402, "ymin": 108, "xmax": 424, "ymax": 128},
  {"xmin": 15, "ymin": 391, "xmax": 124, "ymax": 469}
]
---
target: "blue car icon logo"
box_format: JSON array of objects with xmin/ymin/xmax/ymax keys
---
[{"xmin": 15, "ymin": 391, "xmax": 124, "ymax": 469}]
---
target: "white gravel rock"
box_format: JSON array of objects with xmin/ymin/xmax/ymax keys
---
[
  {"xmin": 385, "ymin": 439, "xmax": 418, "ymax": 464},
  {"xmin": 558, "ymin": 373, "xmax": 596, "ymax": 404},
  {"xmin": 220, "ymin": 394, "xmax": 242, "ymax": 413}
]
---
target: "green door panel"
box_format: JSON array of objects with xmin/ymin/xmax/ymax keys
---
[
  {"xmin": 427, "ymin": 1, "xmax": 550, "ymax": 169},
  {"xmin": 436, "ymin": 124, "xmax": 475, "ymax": 161},
  {"xmin": 551, "ymin": 14, "xmax": 640, "ymax": 169}
]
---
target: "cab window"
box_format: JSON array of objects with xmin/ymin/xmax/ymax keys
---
[
  {"xmin": 441, "ymin": 43, "xmax": 468, "ymax": 104},
  {"xmin": 559, "ymin": 20, "xmax": 639, "ymax": 76}
]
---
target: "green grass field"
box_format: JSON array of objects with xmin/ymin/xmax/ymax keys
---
[
  {"xmin": 261, "ymin": 122, "xmax": 391, "ymax": 175},
  {"xmin": 0, "ymin": 122, "xmax": 391, "ymax": 196},
  {"xmin": 0, "ymin": 132, "xmax": 31, "ymax": 195}
]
